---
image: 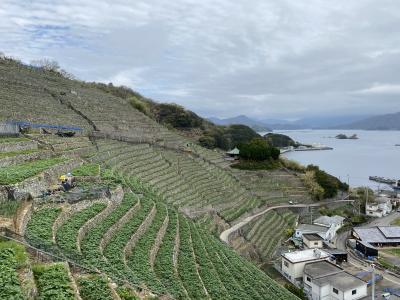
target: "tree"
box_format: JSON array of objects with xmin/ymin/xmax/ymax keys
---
[
  {"xmin": 238, "ymin": 138, "xmax": 280, "ymax": 161},
  {"xmin": 30, "ymin": 58, "xmax": 60, "ymax": 72}
]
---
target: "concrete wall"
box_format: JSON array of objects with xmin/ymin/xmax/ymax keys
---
[{"xmin": 303, "ymin": 238, "xmax": 323, "ymax": 249}]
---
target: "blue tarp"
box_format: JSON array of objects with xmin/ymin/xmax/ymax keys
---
[{"xmin": 7, "ymin": 120, "xmax": 82, "ymax": 131}]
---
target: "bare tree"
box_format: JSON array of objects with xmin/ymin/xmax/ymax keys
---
[{"xmin": 30, "ymin": 58, "xmax": 60, "ymax": 72}]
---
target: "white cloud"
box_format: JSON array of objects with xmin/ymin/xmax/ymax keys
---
[
  {"xmin": 1, "ymin": 0, "xmax": 400, "ymax": 118},
  {"xmin": 353, "ymin": 83, "xmax": 400, "ymax": 95}
]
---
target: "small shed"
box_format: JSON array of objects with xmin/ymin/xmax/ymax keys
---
[
  {"xmin": 303, "ymin": 233, "xmax": 324, "ymax": 249},
  {"xmin": 0, "ymin": 123, "xmax": 20, "ymax": 137},
  {"xmin": 356, "ymin": 240, "xmax": 378, "ymax": 258},
  {"xmin": 226, "ymin": 147, "xmax": 240, "ymax": 158}
]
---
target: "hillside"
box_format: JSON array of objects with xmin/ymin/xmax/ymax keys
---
[
  {"xmin": 208, "ymin": 115, "xmax": 271, "ymax": 132},
  {"xmin": 0, "ymin": 57, "xmax": 306, "ymax": 299},
  {"xmin": 336, "ymin": 112, "xmax": 400, "ymax": 130}
]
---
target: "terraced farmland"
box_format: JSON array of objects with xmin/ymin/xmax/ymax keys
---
[
  {"xmin": 0, "ymin": 59, "xmax": 310, "ymax": 298},
  {"xmin": 22, "ymin": 176, "xmax": 296, "ymax": 299}
]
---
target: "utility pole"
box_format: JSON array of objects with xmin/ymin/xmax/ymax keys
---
[{"xmin": 371, "ymin": 263, "xmax": 375, "ymax": 300}]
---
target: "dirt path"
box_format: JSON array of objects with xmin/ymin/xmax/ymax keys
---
[{"xmin": 219, "ymin": 199, "xmax": 354, "ymax": 244}]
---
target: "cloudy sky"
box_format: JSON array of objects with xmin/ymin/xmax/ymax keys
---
[{"xmin": 1, "ymin": 0, "xmax": 399, "ymax": 120}]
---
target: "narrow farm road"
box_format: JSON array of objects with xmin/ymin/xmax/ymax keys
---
[{"xmin": 219, "ymin": 199, "xmax": 354, "ymax": 244}]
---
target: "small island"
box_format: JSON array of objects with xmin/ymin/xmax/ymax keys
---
[{"xmin": 335, "ymin": 133, "xmax": 358, "ymax": 140}]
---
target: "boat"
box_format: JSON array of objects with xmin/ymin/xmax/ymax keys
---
[{"xmin": 369, "ymin": 176, "xmax": 396, "ymax": 184}]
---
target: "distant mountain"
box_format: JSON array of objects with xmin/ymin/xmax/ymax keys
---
[
  {"xmin": 336, "ymin": 112, "xmax": 400, "ymax": 130},
  {"xmin": 208, "ymin": 115, "xmax": 271, "ymax": 131}
]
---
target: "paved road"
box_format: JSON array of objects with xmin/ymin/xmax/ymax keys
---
[{"xmin": 219, "ymin": 199, "xmax": 354, "ymax": 244}]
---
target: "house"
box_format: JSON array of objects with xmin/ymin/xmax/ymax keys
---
[
  {"xmin": 302, "ymin": 233, "xmax": 324, "ymax": 249},
  {"xmin": 295, "ymin": 224, "xmax": 329, "ymax": 240},
  {"xmin": 303, "ymin": 261, "xmax": 367, "ymax": 300},
  {"xmin": 366, "ymin": 196, "xmax": 392, "ymax": 217},
  {"xmin": 355, "ymin": 240, "xmax": 378, "ymax": 258},
  {"xmin": 313, "ymin": 215, "xmax": 345, "ymax": 241},
  {"xmin": 353, "ymin": 226, "xmax": 400, "ymax": 247},
  {"xmin": 281, "ymin": 249, "xmax": 330, "ymax": 285}
]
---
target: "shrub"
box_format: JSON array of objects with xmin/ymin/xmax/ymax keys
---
[
  {"xmin": 306, "ymin": 165, "xmax": 348, "ymax": 199},
  {"xmin": 128, "ymin": 97, "xmax": 151, "ymax": 117},
  {"xmin": 238, "ymin": 138, "xmax": 280, "ymax": 161}
]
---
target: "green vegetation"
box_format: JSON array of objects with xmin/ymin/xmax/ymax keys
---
[
  {"xmin": 264, "ymin": 133, "xmax": 297, "ymax": 148},
  {"xmin": 0, "ymin": 157, "xmax": 65, "ymax": 184},
  {"xmin": 26, "ymin": 207, "xmax": 61, "ymax": 248},
  {"xmin": 285, "ymin": 284, "xmax": 307, "ymax": 300},
  {"xmin": 384, "ymin": 249, "xmax": 400, "ymax": 257},
  {"xmin": 232, "ymin": 159, "xmax": 281, "ymax": 170},
  {"xmin": 0, "ymin": 137, "xmax": 29, "ymax": 144},
  {"xmin": 116, "ymin": 287, "xmax": 140, "ymax": 300},
  {"xmin": 77, "ymin": 275, "xmax": 114, "ymax": 300},
  {"xmin": 0, "ymin": 200, "xmax": 21, "ymax": 217},
  {"xmin": 33, "ymin": 263, "xmax": 75, "ymax": 300},
  {"xmin": 303, "ymin": 165, "xmax": 348, "ymax": 200},
  {"xmin": 56, "ymin": 202, "xmax": 107, "ymax": 255},
  {"xmin": 0, "ymin": 247, "xmax": 25, "ymax": 300},
  {"xmin": 71, "ymin": 163, "xmax": 100, "ymax": 177},
  {"xmin": 0, "ymin": 148, "xmax": 38, "ymax": 159}
]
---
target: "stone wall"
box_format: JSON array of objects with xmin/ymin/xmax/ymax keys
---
[
  {"xmin": 76, "ymin": 185, "xmax": 124, "ymax": 252},
  {"xmin": 0, "ymin": 150, "xmax": 54, "ymax": 167},
  {"xmin": 0, "ymin": 141, "xmax": 38, "ymax": 152},
  {"xmin": 13, "ymin": 159, "xmax": 83, "ymax": 199}
]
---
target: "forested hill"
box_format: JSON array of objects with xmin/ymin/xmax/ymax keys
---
[{"xmin": 336, "ymin": 112, "xmax": 400, "ymax": 130}]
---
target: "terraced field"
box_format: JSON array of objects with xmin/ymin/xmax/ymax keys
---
[
  {"xmin": 0, "ymin": 59, "xmax": 310, "ymax": 298},
  {"xmin": 23, "ymin": 175, "xmax": 296, "ymax": 299}
]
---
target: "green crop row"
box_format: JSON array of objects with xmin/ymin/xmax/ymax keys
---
[
  {"xmin": 26, "ymin": 207, "xmax": 61, "ymax": 248},
  {"xmin": 56, "ymin": 202, "xmax": 107, "ymax": 256},
  {"xmin": 0, "ymin": 137, "xmax": 30, "ymax": 144},
  {"xmin": 32, "ymin": 263, "xmax": 75, "ymax": 300},
  {"xmin": 0, "ymin": 248, "xmax": 25, "ymax": 300},
  {"xmin": 177, "ymin": 215, "xmax": 208, "ymax": 299},
  {"xmin": 81, "ymin": 193, "xmax": 137, "ymax": 270},
  {"xmin": 103, "ymin": 195, "xmax": 154, "ymax": 286},
  {"xmin": 188, "ymin": 222, "xmax": 231, "ymax": 299},
  {"xmin": 126, "ymin": 203, "xmax": 167, "ymax": 293},
  {"xmin": 0, "ymin": 157, "xmax": 66, "ymax": 184},
  {"xmin": 153, "ymin": 210, "xmax": 188, "ymax": 299},
  {"xmin": 0, "ymin": 148, "xmax": 38, "ymax": 159},
  {"xmin": 71, "ymin": 163, "xmax": 100, "ymax": 177},
  {"xmin": 77, "ymin": 275, "xmax": 114, "ymax": 300}
]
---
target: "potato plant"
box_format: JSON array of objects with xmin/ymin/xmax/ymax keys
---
[
  {"xmin": 153, "ymin": 210, "xmax": 188, "ymax": 299},
  {"xmin": 177, "ymin": 215, "xmax": 208, "ymax": 299},
  {"xmin": 26, "ymin": 207, "xmax": 61, "ymax": 248},
  {"xmin": 0, "ymin": 248, "xmax": 25, "ymax": 300},
  {"xmin": 77, "ymin": 275, "xmax": 114, "ymax": 300},
  {"xmin": 32, "ymin": 263, "xmax": 75, "ymax": 300},
  {"xmin": 0, "ymin": 157, "xmax": 65, "ymax": 184},
  {"xmin": 126, "ymin": 203, "xmax": 166, "ymax": 293},
  {"xmin": 103, "ymin": 195, "xmax": 154, "ymax": 285},
  {"xmin": 71, "ymin": 163, "xmax": 100, "ymax": 177},
  {"xmin": 56, "ymin": 202, "xmax": 107, "ymax": 255}
]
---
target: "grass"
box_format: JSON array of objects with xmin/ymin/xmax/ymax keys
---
[
  {"xmin": 0, "ymin": 137, "xmax": 30, "ymax": 144},
  {"xmin": 0, "ymin": 149, "xmax": 38, "ymax": 159},
  {"xmin": 71, "ymin": 163, "xmax": 100, "ymax": 177},
  {"xmin": 384, "ymin": 248, "xmax": 400, "ymax": 257},
  {"xmin": 0, "ymin": 157, "xmax": 66, "ymax": 184},
  {"xmin": 0, "ymin": 201, "xmax": 21, "ymax": 217}
]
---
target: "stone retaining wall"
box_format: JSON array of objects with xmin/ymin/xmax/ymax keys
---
[
  {"xmin": 13, "ymin": 159, "xmax": 83, "ymax": 199},
  {"xmin": 0, "ymin": 141, "xmax": 38, "ymax": 152},
  {"xmin": 0, "ymin": 150, "xmax": 54, "ymax": 167},
  {"xmin": 99, "ymin": 196, "xmax": 140, "ymax": 252},
  {"xmin": 76, "ymin": 186, "xmax": 124, "ymax": 252}
]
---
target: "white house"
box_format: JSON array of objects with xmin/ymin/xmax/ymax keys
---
[
  {"xmin": 295, "ymin": 224, "xmax": 329, "ymax": 240},
  {"xmin": 281, "ymin": 249, "xmax": 330, "ymax": 285},
  {"xmin": 302, "ymin": 233, "xmax": 324, "ymax": 249},
  {"xmin": 303, "ymin": 261, "xmax": 367, "ymax": 300},
  {"xmin": 366, "ymin": 196, "xmax": 392, "ymax": 217},
  {"xmin": 313, "ymin": 215, "xmax": 345, "ymax": 242}
]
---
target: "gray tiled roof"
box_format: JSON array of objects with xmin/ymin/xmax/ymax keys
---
[
  {"xmin": 353, "ymin": 226, "xmax": 400, "ymax": 243},
  {"xmin": 315, "ymin": 272, "xmax": 367, "ymax": 291}
]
